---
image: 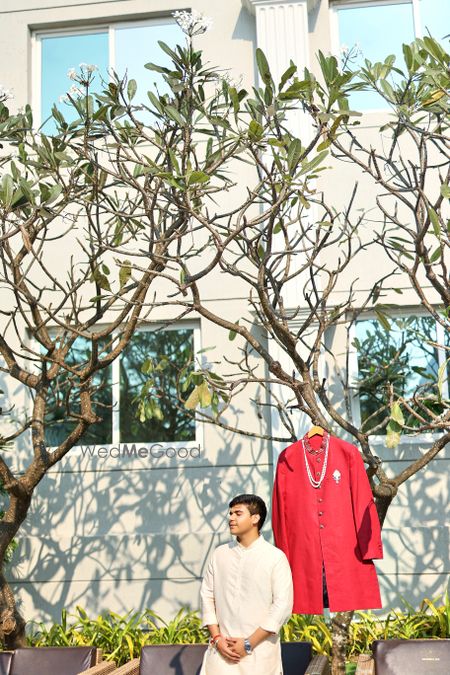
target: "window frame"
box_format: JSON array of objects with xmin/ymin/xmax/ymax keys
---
[
  {"xmin": 31, "ymin": 15, "xmax": 180, "ymax": 128},
  {"xmin": 329, "ymin": 0, "xmax": 437, "ymax": 114},
  {"xmin": 40, "ymin": 321, "xmax": 203, "ymax": 454},
  {"xmin": 348, "ymin": 308, "xmax": 448, "ymax": 444}
]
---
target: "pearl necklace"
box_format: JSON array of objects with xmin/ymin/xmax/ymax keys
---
[{"xmin": 302, "ymin": 433, "xmax": 329, "ymax": 488}]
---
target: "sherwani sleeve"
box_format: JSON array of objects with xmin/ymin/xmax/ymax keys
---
[
  {"xmin": 350, "ymin": 447, "xmax": 383, "ymax": 561},
  {"xmin": 272, "ymin": 456, "xmax": 290, "ymax": 559},
  {"xmin": 200, "ymin": 554, "xmax": 218, "ymax": 627},
  {"xmin": 260, "ymin": 553, "xmax": 293, "ymax": 633}
]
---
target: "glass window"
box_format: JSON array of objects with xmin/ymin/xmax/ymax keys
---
[
  {"xmin": 45, "ymin": 336, "xmax": 113, "ymax": 447},
  {"xmin": 37, "ymin": 19, "xmax": 183, "ymax": 132},
  {"xmin": 353, "ymin": 315, "xmax": 446, "ymax": 431},
  {"xmin": 41, "ymin": 31, "xmax": 108, "ymax": 131},
  {"xmin": 45, "ymin": 328, "xmax": 195, "ymax": 448},
  {"xmin": 120, "ymin": 329, "xmax": 195, "ymax": 443},
  {"xmin": 115, "ymin": 21, "xmax": 183, "ymax": 122},
  {"xmin": 336, "ymin": 2, "xmax": 415, "ymax": 110},
  {"xmin": 419, "ymin": 0, "xmax": 450, "ymax": 40}
]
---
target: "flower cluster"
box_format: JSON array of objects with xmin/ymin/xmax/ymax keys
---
[
  {"xmin": 61, "ymin": 64, "xmax": 99, "ymax": 102},
  {"xmin": 173, "ymin": 9, "xmax": 213, "ymax": 36},
  {"xmin": 0, "ymin": 85, "xmax": 13, "ymax": 103},
  {"xmin": 67, "ymin": 63, "xmax": 98, "ymax": 81}
]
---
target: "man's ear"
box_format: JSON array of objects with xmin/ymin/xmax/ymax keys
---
[{"xmin": 252, "ymin": 513, "xmax": 261, "ymax": 526}]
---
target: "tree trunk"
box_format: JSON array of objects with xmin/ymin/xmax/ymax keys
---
[
  {"xmin": 0, "ymin": 490, "xmax": 32, "ymax": 649},
  {"xmin": 331, "ymin": 611, "xmax": 354, "ymax": 674},
  {"xmin": 0, "ymin": 568, "xmax": 26, "ymax": 648}
]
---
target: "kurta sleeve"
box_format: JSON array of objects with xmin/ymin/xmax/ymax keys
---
[
  {"xmin": 272, "ymin": 455, "xmax": 290, "ymax": 559},
  {"xmin": 260, "ymin": 553, "xmax": 293, "ymax": 633},
  {"xmin": 200, "ymin": 554, "xmax": 218, "ymax": 627},
  {"xmin": 350, "ymin": 447, "xmax": 383, "ymax": 561}
]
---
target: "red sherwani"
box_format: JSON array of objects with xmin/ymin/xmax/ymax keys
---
[{"xmin": 272, "ymin": 434, "xmax": 383, "ymax": 614}]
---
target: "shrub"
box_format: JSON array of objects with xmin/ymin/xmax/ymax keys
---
[{"xmin": 25, "ymin": 592, "xmax": 449, "ymax": 665}]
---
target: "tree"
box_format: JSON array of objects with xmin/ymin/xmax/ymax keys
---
[
  {"xmin": 130, "ymin": 30, "xmax": 449, "ymax": 673},
  {"xmin": 0, "ymin": 11, "xmax": 447, "ymax": 675}
]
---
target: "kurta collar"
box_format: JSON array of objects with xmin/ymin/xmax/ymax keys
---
[{"xmin": 236, "ymin": 534, "xmax": 264, "ymax": 551}]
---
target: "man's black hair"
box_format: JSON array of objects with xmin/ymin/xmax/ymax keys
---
[{"xmin": 229, "ymin": 494, "xmax": 267, "ymax": 531}]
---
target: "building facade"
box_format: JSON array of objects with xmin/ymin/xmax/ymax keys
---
[{"xmin": 0, "ymin": 0, "xmax": 448, "ymax": 624}]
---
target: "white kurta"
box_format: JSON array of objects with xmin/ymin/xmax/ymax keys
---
[{"xmin": 200, "ymin": 535, "xmax": 293, "ymax": 675}]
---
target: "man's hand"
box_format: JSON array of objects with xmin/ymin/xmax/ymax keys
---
[
  {"xmin": 216, "ymin": 636, "xmax": 240, "ymax": 662},
  {"xmin": 226, "ymin": 637, "xmax": 247, "ymax": 658}
]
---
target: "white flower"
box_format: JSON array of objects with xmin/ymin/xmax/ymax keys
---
[
  {"xmin": 67, "ymin": 68, "xmax": 77, "ymax": 80},
  {"xmin": 173, "ymin": 9, "xmax": 213, "ymax": 36},
  {"xmin": 0, "ymin": 85, "xmax": 13, "ymax": 102},
  {"xmin": 67, "ymin": 84, "xmax": 83, "ymax": 98},
  {"xmin": 340, "ymin": 44, "xmax": 349, "ymax": 56},
  {"xmin": 86, "ymin": 64, "xmax": 98, "ymax": 73}
]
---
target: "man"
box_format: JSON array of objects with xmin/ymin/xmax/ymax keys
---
[{"xmin": 200, "ymin": 494, "xmax": 293, "ymax": 675}]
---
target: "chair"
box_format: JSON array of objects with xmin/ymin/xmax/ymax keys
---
[
  {"xmin": 5, "ymin": 646, "xmax": 116, "ymax": 675},
  {"xmin": 111, "ymin": 642, "xmax": 330, "ymax": 674},
  {"xmin": 355, "ymin": 638, "xmax": 450, "ymax": 674},
  {"xmin": 0, "ymin": 651, "xmax": 13, "ymax": 675}
]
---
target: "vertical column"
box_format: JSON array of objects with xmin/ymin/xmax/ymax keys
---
[
  {"xmin": 243, "ymin": 0, "xmax": 316, "ymax": 457},
  {"xmin": 243, "ymin": 0, "xmax": 311, "ymax": 139}
]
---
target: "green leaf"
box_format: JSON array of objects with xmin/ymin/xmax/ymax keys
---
[
  {"xmin": 437, "ymin": 358, "xmax": 450, "ymax": 399},
  {"xmin": 229, "ymin": 87, "xmax": 240, "ymax": 115},
  {"xmin": 279, "ymin": 63, "xmax": 297, "ymax": 91},
  {"xmin": 391, "ymin": 401, "xmax": 405, "ymax": 427},
  {"xmin": 301, "ymin": 150, "xmax": 328, "ymax": 175},
  {"xmin": 375, "ymin": 309, "xmax": 391, "ymax": 332},
  {"xmin": 185, "ymin": 385, "xmax": 201, "ymax": 410},
  {"xmin": 165, "ymin": 105, "xmax": 185, "ymax": 126},
  {"xmin": 256, "ymin": 48, "xmax": 272, "ymax": 85},
  {"xmin": 228, "ymin": 320, "xmax": 240, "ymax": 341},
  {"xmin": 127, "ymin": 79, "xmax": 137, "ymax": 100},
  {"xmin": 198, "ymin": 381, "xmax": 212, "ymax": 408},
  {"xmin": 429, "ymin": 246, "xmax": 442, "ymax": 263},
  {"xmin": 119, "ymin": 260, "xmax": 132, "ymax": 288},
  {"xmin": 440, "ymin": 184, "xmax": 450, "ymax": 199},
  {"xmin": 386, "ymin": 426, "xmax": 401, "ymax": 449},
  {"xmin": 248, "ymin": 119, "xmax": 264, "ymax": 141},
  {"xmin": 428, "ymin": 207, "xmax": 441, "ymax": 237},
  {"xmin": 287, "ymin": 139, "xmax": 303, "ymax": 172},
  {"xmin": 45, "ymin": 184, "xmax": 63, "ymax": 205},
  {"xmin": 1, "ymin": 175, "xmax": 14, "ymax": 208},
  {"xmin": 187, "ymin": 171, "xmax": 210, "ymax": 186}
]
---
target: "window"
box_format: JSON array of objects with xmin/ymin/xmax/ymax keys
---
[
  {"xmin": 33, "ymin": 18, "xmax": 184, "ymax": 131},
  {"xmin": 45, "ymin": 326, "xmax": 198, "ymax": 448},
  {"xmin": 332, "ymin": 0, "xmax": 450, "ymax": 110},
  {"xmin": 352, "ymin": 314, "xmax": 449, "ymax": 433}
]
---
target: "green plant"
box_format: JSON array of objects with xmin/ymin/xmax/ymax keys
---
[
  {"xmin": 24, "ymin": 594, "xmax": 449, "ymax": 665},
  {"xmin": 28, "ymin": 606, "xmax": 208, "ymax": 665}
]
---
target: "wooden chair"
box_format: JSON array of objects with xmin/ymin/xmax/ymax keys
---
[
  {"xmin": 111, "ymin": 642, "xmax": 330, "ymax": 674},
  {"xmin": 355, "ymin": 638, "xmax": 450, "ymax": 674},
  {"xmin": 0, "ymin": 646, "xmax": 115, "ymax": 675}
]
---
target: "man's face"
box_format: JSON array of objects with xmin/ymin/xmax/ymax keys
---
[{"xmin": 229, "ymin": 503, "xmax": 260, "ymax": 536}]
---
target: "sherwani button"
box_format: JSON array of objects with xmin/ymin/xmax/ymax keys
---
[
  {"xmin": 319, "ymin": 524, "xmax": 324, "ymax": 529},
  {"xmin": 319, "ymin": 511, "xmax": 324, "ymax": 516}
]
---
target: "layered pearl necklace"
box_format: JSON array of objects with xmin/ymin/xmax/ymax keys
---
[{"xmin": 302, "ymin": 432, "xmax": 329, "ymax": 488}]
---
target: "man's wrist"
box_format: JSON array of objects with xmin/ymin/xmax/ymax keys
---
[
  {"xmin": 210, "ymin": 634, "xmax": 223, "ymax": 649},
  {"xmin": 244, "ymin": 638, "xmax": 252, "ymax": 655}
]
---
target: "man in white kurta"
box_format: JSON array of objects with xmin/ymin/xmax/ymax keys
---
[{"xmin": 200, "ymin": 494, "xmax": 293, "ymax": 675}]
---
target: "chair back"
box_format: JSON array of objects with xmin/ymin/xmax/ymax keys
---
[
  {"xmin": 139, "ymin": 645, "xmax": 207, "ymax": 675},
  {"xmin": 373, "ymin": 639, "xmax": 450, "ymax": 674},
  {"xmin": 10, "ymin": 646, "xmax": 97, "ymax": 675},
  {"xmin": 281, "ymin": 642, "xmax": 313, "ymax": 675},
  {"xmin": 0, "ymin": 651, "xmax": 12, "ymax": 675}
]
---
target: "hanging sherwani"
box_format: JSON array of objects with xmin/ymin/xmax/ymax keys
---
[
  {"xmin": 272, "ymin": 433, "xmax": 383, "ymax": 614},
  {"xmin": 200, "ymin": 535, "xmax": 293, "ymax": 675}
]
